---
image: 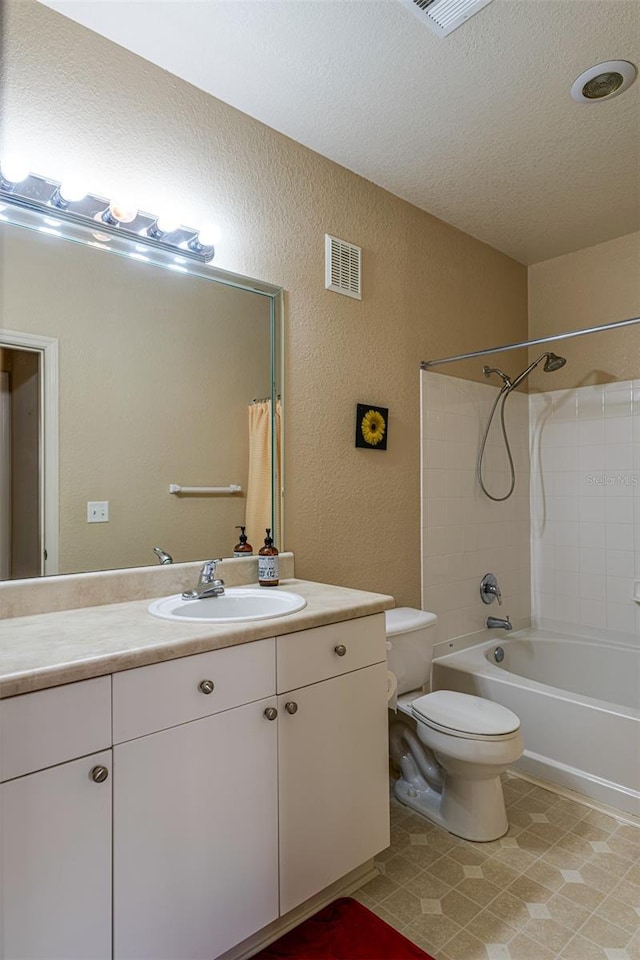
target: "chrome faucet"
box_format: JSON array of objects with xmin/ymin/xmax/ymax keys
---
[
  {"xmin": 153, "ymin": 546, "xmax": 174, "ymax": 565},
  {"xmin": 486, "ymin": 615, "xmax": 512, "ymax": 631},
  {"xmin": 182, "ymin": 559, "xmax": 225, "ymax": 600}
]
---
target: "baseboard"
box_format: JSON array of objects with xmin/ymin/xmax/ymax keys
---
[{"xmin": 216, "ymin": 860, "xmax": 378, "ymax": 960}]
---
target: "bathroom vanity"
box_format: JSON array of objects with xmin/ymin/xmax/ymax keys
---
[{"xmin": 0, "ymin": 566, "xmax": 393, "ymax": 960}]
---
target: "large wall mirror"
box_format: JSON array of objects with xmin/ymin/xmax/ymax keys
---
[{"xmin": 0, "ymin": 204, "xmax": 283, "ymax": 580}]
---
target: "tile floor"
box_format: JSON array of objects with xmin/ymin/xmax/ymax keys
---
[{"xmin": 354, "ymin": 774, "xmax": 640, "ymax": 960}]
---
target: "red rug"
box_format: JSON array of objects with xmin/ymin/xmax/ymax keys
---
[{"xmin": 252, "ymin": 897, "xmax": 435, "ymax": 959}]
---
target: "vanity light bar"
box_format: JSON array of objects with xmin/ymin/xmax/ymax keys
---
[{"xmin": 0, "ymin": 170, "xmax": 216, "ymax": 263}]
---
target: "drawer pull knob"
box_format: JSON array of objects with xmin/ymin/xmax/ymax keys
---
[
  {"xmin": 199, "ymin": 679, "xmax": 215, "ymax": 695},
  {"xmin": 285, "ymin": 701, "xmax": 298, "ymax": 715},
  {"xmin": 334, "ymin": 644, "xmax": 347, "ymax": 657},
  {"xmin": 264, "ymin": 707, "xmax": 278, "ymax": 721},
  {"xmin": 91, "ymin": 765, "xmax": 109, "ymax": 783}
]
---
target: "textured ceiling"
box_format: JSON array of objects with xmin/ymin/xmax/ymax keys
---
[{"xmin": 38, "ymin": 0, "xmax": 640, "ymax": 264}]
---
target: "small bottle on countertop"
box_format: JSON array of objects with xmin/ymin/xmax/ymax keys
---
[
  {"xmin": 233, "ymin": 526, "xmax": 253, "ymax": 557},
  {"xmin": 258, "ymin": 528, "xmax": 279, "ymax": 586}
]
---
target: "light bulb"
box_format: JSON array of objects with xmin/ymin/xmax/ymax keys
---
[
  {"xmin": 59, "ymin": 180, "xmax": 88, "ymax": 203},
  {"xmin": 196, "ymin": 224, "xmax": 220, "ymax": 247},
  {"xmin": 155, "ymin": 215, "xmax": 180, "ymax": 234},
  {"xmin": 105, "ymin": 200, "xmax": 137, "ymax": 224},
  {"xmin": 197, "ymin": 225, "xmax": 220, "ymax": 246},
  {"xmin": 0, "ymin": 159, "xmax": 29, "ymax": 185}
]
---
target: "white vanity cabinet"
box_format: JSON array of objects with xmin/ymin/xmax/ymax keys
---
[
  {"xmin": 0, "ymin": 677, "xmax": 112, "ymax": 960},
  {"xmin": 112, "ymin": 639, "xmax": 279, "ymax": 960},
  {"xmin": 0, "ymin": 605, "xmax": 390, "ymax": 960},
  {"xmin": 276, "ymin": 614, "xmax": 390, "ymax": 914}
]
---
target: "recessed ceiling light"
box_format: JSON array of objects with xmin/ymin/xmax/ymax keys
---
[{"xmin": 571, "ymin": 60, "xmax": 637, "ymax": 103}]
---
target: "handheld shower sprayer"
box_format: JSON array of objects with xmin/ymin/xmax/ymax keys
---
[{"xmin": 478, "ymin": 352, "xmax": 567, "ymax": 501}]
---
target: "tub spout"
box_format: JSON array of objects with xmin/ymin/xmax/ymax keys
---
[{"xmin": 487, "ymin": 615, "xmax": 512, "ymax": 631}]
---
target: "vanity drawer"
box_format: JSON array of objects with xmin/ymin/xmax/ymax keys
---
[
  {"xmin": 112, "ymin": 638, "xmax": 276, "ymax": 743},
  {"xmin": 276, "ymin": 614, "xmax": 386, "ymax": 693},
  {"xmin": 0, "ymin": 676, "xmax": 112, "ymax": 782}
]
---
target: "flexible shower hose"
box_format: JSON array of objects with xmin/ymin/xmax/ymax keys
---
[{"xmin": 477, "ymin": 386, "xmax": 516, "ymax": 501}]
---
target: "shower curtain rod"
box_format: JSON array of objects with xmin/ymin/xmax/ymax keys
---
[{"xmin": 420, "ymin": 315, "xmax": 640, "ymax": 370}]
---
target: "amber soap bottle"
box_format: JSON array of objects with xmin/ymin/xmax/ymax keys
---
[
  {"xmin": 258, "ymin": 529, "xmax": 279, "ymax": 586},
  {"xmin": 233, "ymin": 526, "xmax": 253, "ymax": 557}
]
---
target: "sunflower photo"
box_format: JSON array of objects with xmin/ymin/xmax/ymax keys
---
[{"xmin": 355, "ymin": 403, "xmax": 388, "ymax": 450}]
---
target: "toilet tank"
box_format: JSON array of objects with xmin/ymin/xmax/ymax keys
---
[{"xmin": 385, "ymin": 608, "xmax": 438, "ymax": 695}]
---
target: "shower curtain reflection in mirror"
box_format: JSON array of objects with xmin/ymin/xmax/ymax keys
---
[{"xmin": 246, "ymin": 398, "xmax": 282, "ymax": 548}]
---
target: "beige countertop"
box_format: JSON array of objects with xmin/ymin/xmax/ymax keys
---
[{"xmin": 0, "ymin": 579, "xmax": 394, "ymax": 698}]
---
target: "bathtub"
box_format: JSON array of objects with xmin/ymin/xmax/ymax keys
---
[{"xmin": 432, "ymin": 630, "xmax": 640, "ymax": 816}]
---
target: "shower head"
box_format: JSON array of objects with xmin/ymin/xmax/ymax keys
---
[
  {"xmin": 483, "ymin": 352, "xmax": 566, "ymax": 392},
  {"xmin": 543, "ymin": 352, "xmax": 566, "ymax": 372},
  {"xmin": 509, "ymin": 352, "xmax": 567, "ymax": 390}
]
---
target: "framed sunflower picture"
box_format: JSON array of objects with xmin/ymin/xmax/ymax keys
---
[{"xmin": 355, "ymin": 403, "xmax": 388, "ymax": 450}]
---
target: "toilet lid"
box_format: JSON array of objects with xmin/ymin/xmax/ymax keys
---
[
  {"xmin": 385, "ymin": 608, "xmax": 438, "ymax": 636},
  {"xmin": 412, "ymin": 690, "xmax": 520, "ymax": 736}
]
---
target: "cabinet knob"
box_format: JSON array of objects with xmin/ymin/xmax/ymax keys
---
[
  {"xmin": 199, "ymin": 679, "xmax": 215, "ymax": 695},
  {"xmin": 264, "ymin": 706, "xmax": 278, "ymax": 721},
  {"xmin": 284, "ymin": 701, "xmax": 298, "ymax": 715},
  {"xmin": 334, "ymin": 644, "xmax": 347, "ymax": 657},
  {"xmin": 91, "ymin": 765, "xmax": 109, "ymax": 783}
]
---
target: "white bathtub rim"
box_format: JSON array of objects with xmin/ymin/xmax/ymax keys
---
[
  {"xmin": 435, "ymin": 630, "xmax": 640, "ymax": 722},
  {"xmin": 535, "ymin": 615, "xmax": 639, "ymax": 651}
]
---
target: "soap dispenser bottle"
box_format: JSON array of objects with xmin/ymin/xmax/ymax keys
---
[
  {"xmin": 233, "ymin": 526, "xmax": 253, "ymax": 557},
  {"xmin": 258, "ymin": 529, "xmax": 279, "ymax": 586}
]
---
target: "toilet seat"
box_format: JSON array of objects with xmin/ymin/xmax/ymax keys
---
[{"xmin": 412, "ymin": 690, "xmax": 521, "ymax": 741}]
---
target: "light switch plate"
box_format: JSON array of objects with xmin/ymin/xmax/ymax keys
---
[{"xmin": 87, "ymin": 501, "xmax": 109, "ymax": 523}]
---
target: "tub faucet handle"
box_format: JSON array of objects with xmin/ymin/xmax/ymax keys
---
[{"xmin": 480, "ymin": 573, "xmax": 502, "ymax": 606}]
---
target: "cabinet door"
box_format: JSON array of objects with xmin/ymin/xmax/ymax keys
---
[
  {"xmin": 114, "ymin": 697, "xmax": 279, "ymax": 960},
  {"xmin": 0, "ymin": 750, "xmax": 112, "ymax": 960},
  {"xmin": 278, "ymin": 661, "xmax": 390, "ymax": 914}
]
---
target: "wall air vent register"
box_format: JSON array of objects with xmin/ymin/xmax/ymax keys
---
[
  {"xmin": 325, "ymin": 234, "xmax": 362, "ymax": 301},
  {"xmin": 398, "ymin": 0, "xmax": 495, "ymax": 38}
]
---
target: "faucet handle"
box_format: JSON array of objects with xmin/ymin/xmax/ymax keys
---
[
  {"xmin": 480, "ymin": 573, "xmax": 502, "ymax": 606},
  {"xmin": 200, "ymin": 558, "xmax": 222, "ymax": 582}
]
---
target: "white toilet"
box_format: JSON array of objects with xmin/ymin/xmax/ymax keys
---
[{"xmin": 386, "ymin": 608, "xmax": 523, "ymax": 842}]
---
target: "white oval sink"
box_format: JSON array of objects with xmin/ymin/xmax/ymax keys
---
[{"xmin": 148, "ymin": 587, "xmax": 307, "ymax": 623}]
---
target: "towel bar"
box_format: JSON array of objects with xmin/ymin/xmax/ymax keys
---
[{"xmin": 169, "ymin": 484, "xmax": 242, "ymax": 495}]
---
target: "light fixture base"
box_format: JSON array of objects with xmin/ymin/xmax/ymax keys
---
[{"xmin": 571, "ymin": 60, "xmax": 637, "ymax": 103}]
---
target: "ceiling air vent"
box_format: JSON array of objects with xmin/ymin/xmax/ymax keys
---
[
  {"xmin": 325, "ymin": 234, "xmax": 362, "ymax": 300},
  {"xmin": 398, "ymin": 0, "xmax": 495, "ymax": 37}
]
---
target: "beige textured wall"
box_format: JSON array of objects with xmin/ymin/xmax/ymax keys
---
[
  {"xmin": 2, "ymin": 1, "xmax": 528, "ymax": 605},
  {"xmin": 1, "ymin": 223, "xmax": 271, "ymax": 573},
  {"xmin": 528, "ymin": 232, "xmax": 640, "ymax": 391}
]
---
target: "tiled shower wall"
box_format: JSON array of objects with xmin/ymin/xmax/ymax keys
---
[
  {"xmin": 530, "ymin": 379, "xmax": 640, "ymax": 642},
  {"xmin": 421, "ymin": 373, "xmax": 640, "ymax": 646},
  {"xmin": 420, "ymin": 372, "xmax": 531, "ymax": 643}
]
